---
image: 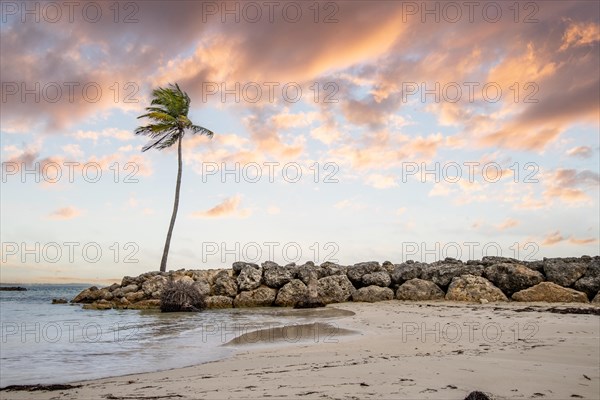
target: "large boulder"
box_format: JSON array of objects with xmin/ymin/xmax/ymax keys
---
[
  {"xmin": 352, "ymin": 286, "xmax": 394, "ymax": 302},
  {"xmin": 573, "ymin": 260, "xmax": 600, "ymax": 299},
  {"xmin": 263, "ymin": 264, "xmax": 293, "ymax": 288},
  {"xmin": 480, "ymin": 256, "xmax": 520, "ymax": 266},
  {"xmin": 125, "ymin": 290, "xmax": 146, "ymax": 303},
  {"xmin": 446, "ymin": 275, "xmax": 508, "ymax": 302},
  {"xmin": 237, "ymin": 266, "xmax": 263, "ymax": 291},
  {"xmin": 71, "ymin": 286, "xmax": 101, "ymax": 303},
  {"xmin": 420, "ymin": 263, "xmax": 484, "ymax": 288},
  {"xmin": 232, "ymin": 261, "xmax": 259, "ymax": 275},
  {"xmin": 112, "ymin": 284, "xmax": 139, "ymax": 298},
  {"xmin": 396, "ymin": 278, "xmax": 445, "ymax": 301},
  {"xmin": 275, "ymin": 279, "xmax": 308, "ymax": 307},
  {"xmin": 320, "ymin": 262, "xmax": 347, "ymax": 277},
  {"xmin": 205, "ymin": 295, "xmax": 234, "ymax": 309},
  {"xmin": 233, "ymin": 286, "xmax": 277, "ymax": 307},
  {"xmin": 362, "ymin": 271, "xmax": 391, "ymax": 287},
  {"xmin": 295, "ymin": 261, "xmax": 325, "ymax": 284},
  {"xmin": 512, "ymin": 282, "xmax": 589, "ymax": 303},
  {"xmin": 317, "ymin": 275, "xmax": 355, "ymax": 304},
  {"xmin": 141, "ymin": 275, "xmax": 168, "ymax": 298},
  {"xmin": 213, "ymin": 275, "xmax": 238, "ymax": 297},
  {"xmin": 483, "ymin": 263, "xmax": 544, "ymax": 296},
  {"xmin": 346, "ymin": 261, "xmax": 385, "ymax": 286},
  {"xmin": 544, "ymin": 259, "xmax": 588, "ymax": 287},
  {"xmin": 193, "ymin": 280, "xmax": 212, "ymax": 297},
  {"xmin": 390, "ymin": 263, "xmax": 425, "ymax": 284}
]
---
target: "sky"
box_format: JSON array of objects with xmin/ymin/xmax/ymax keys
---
[{"xmin": 1, "ymin": 0, "xmax": 599, "ymax": 284}]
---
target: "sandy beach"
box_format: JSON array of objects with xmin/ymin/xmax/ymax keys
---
[{"xmin": 2, "ymin": 301, "xmax": 598, "ymax": 400}]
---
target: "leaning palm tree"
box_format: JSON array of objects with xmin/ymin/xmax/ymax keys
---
[{"xmin": 135, "ymin": 83, "xmax": 213, "ymax": 272}]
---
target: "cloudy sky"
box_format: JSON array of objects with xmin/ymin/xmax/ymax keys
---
[{"xmin": 1, "ymin": 1, "xmax": 599, "ymax": 283}]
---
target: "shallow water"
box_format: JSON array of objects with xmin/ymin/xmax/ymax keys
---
[{"xmin": 0, "ymin": 284, "xmax": 350, "ymax": 387}]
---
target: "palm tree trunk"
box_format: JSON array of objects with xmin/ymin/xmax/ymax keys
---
[{"xmin": 159, "ymin": 132, "xmax": 183, "ymax": 272}]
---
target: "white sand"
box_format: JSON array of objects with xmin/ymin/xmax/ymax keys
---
[{"xmin": 2, "ymin": 301, "xmax": 599, "ymax": 399}]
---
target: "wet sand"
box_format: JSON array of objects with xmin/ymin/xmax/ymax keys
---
[{"xmin": 2, "ymin": 301, "xmax": 599, "ymax": 399}]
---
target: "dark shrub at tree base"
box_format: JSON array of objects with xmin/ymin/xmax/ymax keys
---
[{"xmin": 160, "ymin": 280, "xmax": 206, "ymax": 312}]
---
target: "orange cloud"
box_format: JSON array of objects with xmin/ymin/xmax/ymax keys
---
[
  {"xmin": 542, "ymin": 231, "xmax": 566, "ymax": 246},
  {"xmin": 496, "ymin": 218, "xmax": 519, "ymax": 231},
  {"xmin": 191, "ymin": 195, "xmax": 250, "ymax": 218},
  {"xmin": 48, "ymin": 206, "xmax": 81, "ymax": 220}
]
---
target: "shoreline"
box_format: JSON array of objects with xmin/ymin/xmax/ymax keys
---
[{"xmin": 2, "ymin": 301, "xmax": 599, "ymax": 399}]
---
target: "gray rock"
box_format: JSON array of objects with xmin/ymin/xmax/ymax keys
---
[
  {"xmin": 317, "ymin": 275, "xmax": 355, "ymax": 304},
  {"xmin": 512, "ymin": 282, "xmax": 589, "ymax": 303},
  {"xmin": 573, "ymin": 260, "xmax": 600, "ymax": 299},
  {"xmin": 544, "ymin": 259, "xmax": 588, "ymax": 287},
  {"xmin": 237, "ymin": 266, "xmax": 263, "ymax": 291},
  {"xmin": 125, "ymin": 290, "xmax": 145, "ymax": 303},
  {"xmin": 275, "ymin": 279, "xmax": 308, "ymax": 307},
  {"xmin": 193, "ymin": 279, "xmax": 212, "ymax": 297},
  {"xmin": 232, "ymin": 261, "xmax": 259, "ymax": 274},
  {"xmin": 233, "ymin": 286, "xmax": 277, "ymax": 307},
  {"xmin": 445, "ymin": 275, "xmax": 508, "ymax": 302},
  {"xmin": 213, "ymin": 275, "xmax": 238, "ymax": 297},
  {"xmin": 390, "ymin": 263, "xmax": 425, "ymax": 284},
  {"xmin": 347, "ymin": 261, "xmax": 385, "ymax": 286},
  {"xmin": 362, "ymin": 271, "xmax": 391, "ymax": 287},
  {"xmin": 396, "ymin": 278, "xmax": 445, "ymax": 301},
  {"xmin": 352, "ymin": 286, "xmax": 394, "ymax": 302},
  {"xmin": 480, "ymin": 256, "xmax": 520, "ymax": 266},
  {"xmin": 112, "ymin": 284, "xmax": 139, "ymax": 298},
  {"xmin": 205, "ymin": 295, "xmax": 234, "ymax": 309},
  {"xmin": 263, "ymin": 265, "xmax": 293, "ymax": 288},
  {"xmin": 295, "ymin": 261, "xmax": 325, "ymax": 284},
  {"xmin": 484, "ymin": 263, "xmax": 544, "ymax": 296},
  {"xmin": 141, "ymin": 275, "xmax": 168, "ymax": 298},
  {"xmin": 420, "ymin": 263, "xmax": 484, "ymax": 288},
  {"xmin": 320, "ymin": 262, "xmax": 347, "ymax": 277}
]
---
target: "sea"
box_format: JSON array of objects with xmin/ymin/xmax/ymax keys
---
[{"xmin": 0, "ymin": 284, "xmax": 338, "ymax": 387}]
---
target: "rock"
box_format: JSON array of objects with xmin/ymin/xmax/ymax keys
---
[
  {"xmin": 352, "ymin": 286, "xmax": 394, "ymax": 302},
  {"xmin": 205, "ymin": 295, "xmax": 234, "ymax": 309},
  {"xmin": 592, "ymin": 292, "xmax": 600, "ymax": 304},
  {"xmin": 275, "ymin": 279, "xmax": 308, "ymax": 307},
  {"xmin": 71, "ymin": 286, "xmax": 101, "ymax": 303},
  {"xmin": 97, "ymin": 288, "xmax": 113, "ymax": 301},
  {"xmin": 512, "ymin": 282, "xmax": 589, "ymax": 303},
  {"xmin": 544, "ymin": 258, "xmax": 588, "ymax": 287},
  {"xmin": 464, "ymin": 391, "xmax": 491, "ymax": 400},
  {"xmin": 261, "ymin": 261, "xmax": 280, "ymax": 269},
  {"xmin": 347, "ymin": 261, "xmax": 385, "ymax": 286},
  {"xmin": 193, "ymin": 280, "xmax": 211, "ymax": 297},
  {"xmin": 232, "ymin": 261, "xmax": 259, "ymax": 274},
  {"xmin": 237, "ymin": 266, "xmax": 263, "ymax": 291},
  {"xmin": 362, "ymin": 271, "xmax": 391, "ymax": 287},
  {"xmin": 263, "ymin": 265, "xmax": 293, "ymax": 288},
  {"xmin": 479, "ymin": 298, "xmax": 489, "ymax": 304},
  {"xmin": 213, "ymin": 275, "xmax": 238, "ymax": 297},
  {"xmin": 82, "ymin": 299, "xmax": 113, "ymax": 310},
  {"xmin": 121, "ymin": 276, "xmax": 138, "ymax": 287},
  {"xmin": 233, "ymin": 286, "xmax": 277, "ymax": 307},
  {"xmin": 173, "ymin": 275, "xmax": 195, "ymax": 285},
  {"xmin": 396, "ymin": 279, "xmax": 445, "ymax": 301},
  {"xmin": 480, "ymin": 256, "xmax": 520, "ymax": 266},
  {"xmin": 112, "ymin": 284, "xmax": 139, "ymax": 298},
  {"xmin": 52, "ymin": 298, "xmax": 68, "ymax": 304},
  {"xmin": 142, "ymin": 275, "xmax": 168, "ymax": 298},
  {"xmin": 573, "ymin": 260, "xmax": 600, "ymax": 299},
  {"xmin": 295, "ymin": 262, "xmax": 325, "ymax": 284},
  {"xmin": 390, "ymin": 263, "xmax": 425, "ymax": 284},
  {"xmin": 420, "ymin": 263, "xmax": 484, "ymax": 288},
  {"xmin": 317, "ymin": 275, "xmax": 355, "ymax": 304},
  {"xmin": 484, "ymin": 263, "xmax": 544, "ymax": 296},
  {"xmin": 127, "ymin": 299, "xmax": 161, "ymax": 310},
  {"xmin": 382, "ymin": 260, "xmax": 395, "ymax": 274},
  {"xmin": 125, "ymin": 290, "xmax": 145, "ymax": 303},
  {"xmin": 320, "ymin": 262, "xmax": 347, "ymax": 277},
  {"xmin": 446, "ymin": 275, "xmax": 508, "ymax": 302}
]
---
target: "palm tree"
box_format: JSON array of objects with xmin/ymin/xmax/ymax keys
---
[{"xmin": 135, "ymin": 83, "xmax": 213, "ymax": 272}]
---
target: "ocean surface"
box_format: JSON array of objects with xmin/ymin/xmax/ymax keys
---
[{"xmin": 0, "ymin": 284, "xmax": 340, "ymax": 387}]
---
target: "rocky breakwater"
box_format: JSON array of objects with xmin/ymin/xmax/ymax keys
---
[{"xmin": 72, "ymin": 256, "xmax": 600, "ymax": 310}]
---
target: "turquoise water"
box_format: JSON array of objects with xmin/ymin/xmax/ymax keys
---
[{"xmin": 0, "ymin": 285, "xmax": 335, "ymax": 387}]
